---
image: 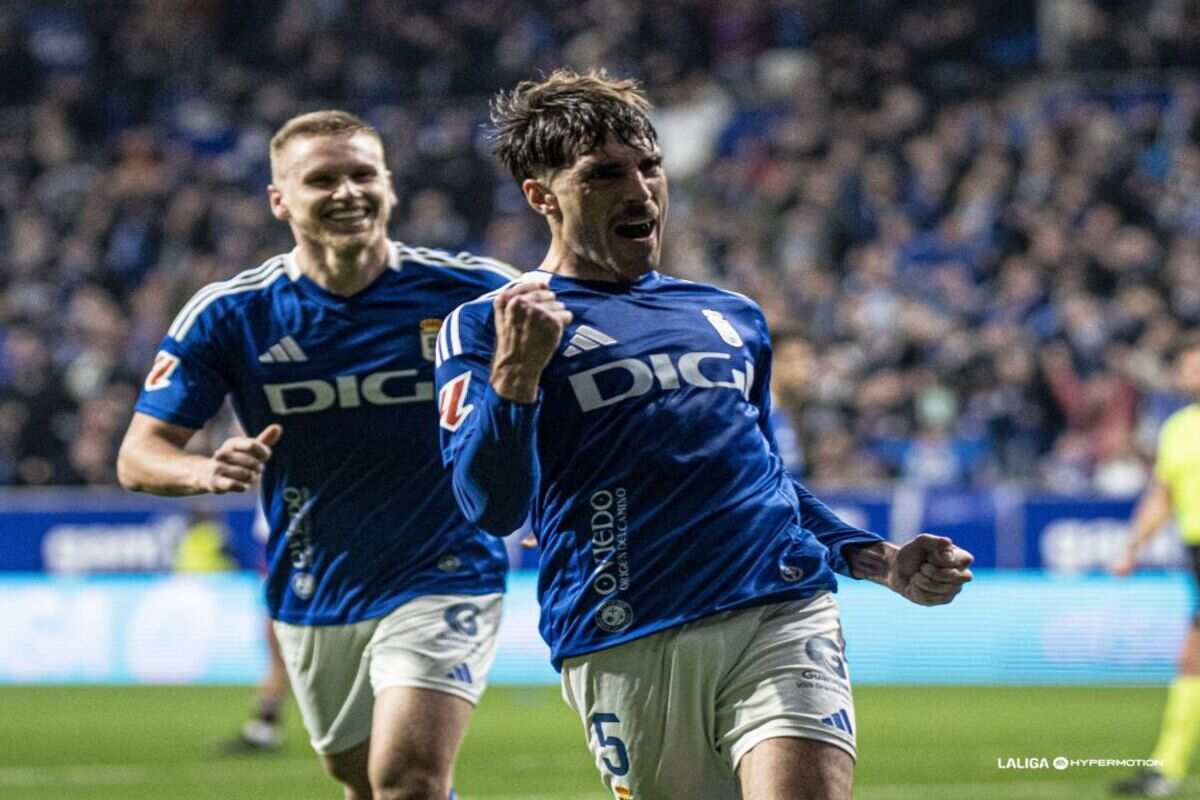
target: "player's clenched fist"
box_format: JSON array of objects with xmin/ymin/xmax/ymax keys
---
[
  {"xmin": 490, "ymin": 281, "xmax": 573, "ymax": 403},
  {"xmin": 847, "ymin": 534, "xmax": 974, "ymax": 607},
  {"xmin": 889, "ymin": 534, "xmax": 974, "ymax": 606},
  {"xmin": 203, "ymin": 424, "xmax": 283, "ymax": 493}
]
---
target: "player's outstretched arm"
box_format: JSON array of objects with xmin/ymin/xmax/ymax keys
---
[
  {"xmin": 1112, "ymin": 478, "xmax": 1171, "ymax": 577},
  {"xmin": 117, "ymin": 412, "xmax": 282, "ymax": 496},
  {"xmin": 845, "ymin": 535, "xmax": 974, "ymax": 606}
]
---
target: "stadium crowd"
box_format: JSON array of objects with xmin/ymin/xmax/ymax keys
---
[{"xmin": 3, "ymin": 0, "xmax": 1200, "ymax": 491}]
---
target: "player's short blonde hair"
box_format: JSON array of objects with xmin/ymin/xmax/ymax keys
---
[
  {"xmin": 489, "ymin": 68, "xmax": 658, "ymax": 182},
  {"xmin": 269, "ymin": 110, "xmax": 384, "ymax": 180}
]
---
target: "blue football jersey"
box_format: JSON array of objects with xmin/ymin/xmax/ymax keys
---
[
  {"xmin": 134, "ymin": 242, "xmax": 518, "ymax": 625},
  {"xmin": 435, "ymin": 270, "xmax": 882, "ymax": 668}
]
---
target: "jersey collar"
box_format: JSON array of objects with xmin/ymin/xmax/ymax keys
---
[
  {"xmin": 284, "ymin": 242, "xmax": 401, "ymax": 281},
  {"xmin": 532, "ymin": 269, "xmax": 659, "ymax": 293}
]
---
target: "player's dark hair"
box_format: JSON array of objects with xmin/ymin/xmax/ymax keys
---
[
  {"xmin": 270, "ymin": 110, "xmax": 383, "ymax": 178},
  {"xmin": 489, "ymin": 68, "xmax": 658, "ymax": 182}
]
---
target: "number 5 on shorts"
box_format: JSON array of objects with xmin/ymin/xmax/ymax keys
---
[{"xmin": 590, "ymin": 712, "xmax": 630, "ymax": 776}]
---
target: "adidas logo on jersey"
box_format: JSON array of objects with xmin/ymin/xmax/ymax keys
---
[
  {"xmin": 564, "ymin": 325, "xmax": 617, "ymax": 357},
  {"xmin": 258, "ymin": 336, "xmax": 308, "ymax": 364}
]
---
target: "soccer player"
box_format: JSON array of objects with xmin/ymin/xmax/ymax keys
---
[
  {"xmin": 117, "ymin": 110, "xmax": 518, "ymax": 800},
  {"xmin": 434, "ymin": 69, "xmax": 974, "ymax": 800},
  {"xmin": 1112, "ymin": 334, "xmax": 1200, "ymax": 797}
]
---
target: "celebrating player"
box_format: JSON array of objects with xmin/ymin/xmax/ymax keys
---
[
  {"xmin": 1112, "ymin": 334, "xmax": 1200, "ymax": 797},
  {"xmin": 118, "ymin": 110, "xmax": 517, "ymax": 800},
  {"xmin": 434, "ymin": 69, "xmax": 974, "ymax": 799}
]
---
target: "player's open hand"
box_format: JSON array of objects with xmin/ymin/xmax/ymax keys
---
[
  {"xmin": 491, "ymin": 280, "xmax": 572, "ymax": 403},
  {"xmin": 888, "ymin": 534, "xmax": 974, "ymax": 606},
  {"xmin": 204, "ymin": 424, "xmax": 282, "ymax": 493}
]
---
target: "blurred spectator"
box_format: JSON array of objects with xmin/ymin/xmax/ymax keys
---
[{"xmin": 3, "ymin": 0, "xmax": 1195, "ymax": 492}]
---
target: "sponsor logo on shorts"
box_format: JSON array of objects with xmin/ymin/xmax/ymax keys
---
[
  {"xmin": 796, "ymin": 668, "xmax": 851, "ymax": 701},
  {"xmin": 444, "ymin": 603, "xmax": 481, "ymax": 637},
  {"xmin": 596, "ymin": 599, "xmax": 634, "ymax": 633},
  {"xmin": 438, "ymin": 553, "xmax": 461, "ymax": 572}
]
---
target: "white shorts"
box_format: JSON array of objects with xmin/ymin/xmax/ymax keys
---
[
  {"xmin": 274, "ymin": 592, "xmax": 503, "ymax": 755},
  {"xmin": 560, "ymin": 593, "xmax": 855, "ymax": 800}
]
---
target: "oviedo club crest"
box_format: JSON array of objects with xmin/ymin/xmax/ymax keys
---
[{"xmin": 420, "ymin": 319, "xmax": 442, "ymax": 362}]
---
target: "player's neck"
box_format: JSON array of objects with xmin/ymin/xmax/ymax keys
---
[
  {"xmin": 539, "ymin": 238, "xmax": 647, "ymax": 284},
  {"xmin": 294, "ymin": 238, "xmax": 389, "ymax": 296}
]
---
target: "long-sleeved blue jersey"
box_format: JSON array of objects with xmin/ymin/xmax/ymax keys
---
[
  {"xmin": 435, "ymin": 270, "xmax": 882, "ymax": 668},
  {"xmin": 134, "ymin": 242, "xmax": 517, "ymax": 626}
]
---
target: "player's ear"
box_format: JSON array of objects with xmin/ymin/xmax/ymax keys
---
[
  {"xmin": 267, "ymin": 185, "xmax": 289, "ymax": 221},
  {"xmin": 522, "ymin": 178, "xmax": 558, "ymax": 219},
  {"xmin": 385, "ymin": 170, "xmax": 399, "ymax": 206}
]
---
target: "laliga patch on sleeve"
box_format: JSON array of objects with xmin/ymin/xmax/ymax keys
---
[
  {"xmin": 439, "ymin": 371, "xmax": 474, "ymax": 431},
  {"xmin": 144, "ymin": 351, "xmax": 180, "ymax": 391}
]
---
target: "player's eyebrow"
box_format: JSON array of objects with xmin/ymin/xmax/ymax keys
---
[
  {"xmin": 578, "ymin": 149, "xmax": 661, "ymax": 179},
  {"xmin": 300, "ymin": 161, "xmax": 378, "ymax": 180},
  {"xmin": 581, "ymin": 160, "xmax": 622, "ymax": 178}
]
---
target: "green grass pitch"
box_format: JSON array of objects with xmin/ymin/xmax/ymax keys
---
[{"xmin": 0, "ymin": 685, "xmax": 1176, "ymax": 799}]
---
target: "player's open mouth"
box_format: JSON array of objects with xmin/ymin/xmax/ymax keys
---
[
  {"xmin": 613, "ymin": 220, "xmax": 656, "ymax": 240},
  {"xmin": 324, "ymin": 207, "xmax": 371, "ymax": 224}
]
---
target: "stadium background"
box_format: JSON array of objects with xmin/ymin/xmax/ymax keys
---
[{"xmin": 1, "ymin": 0, "xmax": 1197, "ymax": 797}]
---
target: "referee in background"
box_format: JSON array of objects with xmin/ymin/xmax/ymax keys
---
[{"xmin": 1112, "ymin": 333, "xmax": 1200, "ymax": 797}]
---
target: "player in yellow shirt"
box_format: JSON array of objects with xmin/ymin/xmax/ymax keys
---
[{"xmin": 1113, "ymin": 334, "xmax": 1200, "ymax": 797}]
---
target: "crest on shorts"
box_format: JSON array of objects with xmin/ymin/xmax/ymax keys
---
[
  {"xmin": 420, "ymin": 319, "xmax": 442, "ymax": 362},
  {"xmin": 805, "ymin": 636, "xmax": 848, "ymax": 680},
  {"xmin": 444, "ymin": 602, "xmax": 480, "ymax": 637}
]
